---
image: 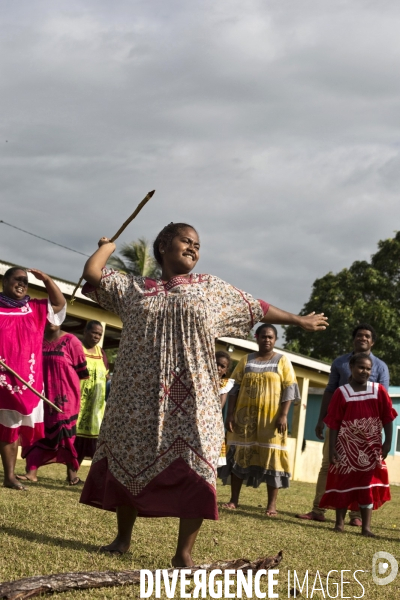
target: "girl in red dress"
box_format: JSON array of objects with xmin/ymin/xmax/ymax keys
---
[{"xmin": 319, "ymin": 353, "xmax": 397, "ymax": 537}]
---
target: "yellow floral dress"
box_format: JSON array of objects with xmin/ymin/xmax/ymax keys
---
[{"xmin": 225, "ymin": 352, "xmax": 300, "ymax": 488}]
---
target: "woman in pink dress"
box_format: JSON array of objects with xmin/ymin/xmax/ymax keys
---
[
  {"xmin": 19, "ymin": 323, "xmax": 89, "ymax": 485},
  {"xmin": 80, "ymin": 222, "xmax": 328, "ymax": 565},
  {"xmin": 0, "ymin": 267, "xmax": 65, "ymax": 490}
]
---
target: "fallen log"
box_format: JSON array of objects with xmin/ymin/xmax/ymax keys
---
[{"xmin": 0, "ymin": 552, "xmax": 282, "ymax": 599}]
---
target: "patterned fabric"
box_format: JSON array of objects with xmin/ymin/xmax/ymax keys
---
[
  {"xmin": 22, "ymin": 334, "xmax": 89, "ymax": 471},
  {"xmin": 79, "ymin": 269, "xmax": 267, "ymax": 519},
  {"xmin": 320, "ymin": 382, "xmax": 397, "ymax": 510},
  {"xmin": 223, "ymin": 352, "xmax": 300, "ymax": 489},
  {"xmin": 76, "ymin": 345, "xmax": 108, "ymax": 439},
  {"xmin": 0, "ymin": 299, "xmax": 48, "ymax": 444},
  {"xmin": 0, "ymin": 293, "xmax": 30, "ymax": 308}
]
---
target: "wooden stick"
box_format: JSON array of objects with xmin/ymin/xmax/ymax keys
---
[
  {"xmin": 69, "ymin": 190, "xmax": 155, "ymax": 304},
  {"xmin": 0, "ymin": 359, "xmax": 62, "ymax": 413},
  {"xmin": 0, "ymin": 552, "xmax": 283, "ymax": 599}
]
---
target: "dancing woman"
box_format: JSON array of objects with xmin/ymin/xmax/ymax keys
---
[
  {"xmin": 0, "ymin": 267, "xmax": 66, "ymax": 490},
  {"xmin": 79, "ymin": 223, "xmax": 327, "ymax": 565}
]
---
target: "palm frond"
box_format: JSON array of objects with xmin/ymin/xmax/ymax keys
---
[{"xmin": 107, "ymin": 238, "xmax": 161, "ymax": 278}]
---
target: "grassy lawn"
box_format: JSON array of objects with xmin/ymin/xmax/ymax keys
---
[{"xmin": 1, "ymin": 460, "xmax": 400, "ymax": 599}]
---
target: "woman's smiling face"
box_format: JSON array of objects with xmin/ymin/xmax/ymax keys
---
[
  {"xmin": 160, "ymin": 227, "xmax": 200, "ymax": 275},
  {"xmin": 2, "ymin": 269, "xmax": 28, "ymax": 300}
]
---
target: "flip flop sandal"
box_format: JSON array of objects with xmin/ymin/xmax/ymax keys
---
[
  {"xmin": 16, "ymin": 474, "xmax": 37, "ymax": 482},
  {"xmin": 222, "ymin": 502, "xmax": 238, "ymax": 510},
  {"xmin": 69, "ymin": 477, "xmax": 84, "ymax": 486}
]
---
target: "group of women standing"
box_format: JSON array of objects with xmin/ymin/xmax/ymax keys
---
[
  {"xmin": 1, "ymin": 219, "xmax": 395, "ymax": 556},
  {"xmin": 0, "ymin": 266, "xmax": 109, "ymax": 489}
]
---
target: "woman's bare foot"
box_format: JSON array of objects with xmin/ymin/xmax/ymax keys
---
[
  {"xmin": 16, "ymin": 472, "xmax": 38, "ymax": 482},
  {"xmin": 99, "ymin": 536, "xmax": 130, "ymax": 555},
  {"xmin": 265, "ymin": 509, "xmax": 278, "ymax": 517},
  {"xmin": 333, "ymin": 525, "xmax": 345, "ymax": 533},
  {"xmin": 3, "ymin": 477, "xmax": 27, "ymax": 491},
  {"xmin": 171, "ymin": 552, "xmax": 194, "ymax": 567},
  {"xmin": 362, "ymin": 529, "xmax": 376, "ymax": 538},
  {"xmin": 222, "ymin": 502, "xmax": 237, "ymax": 510}
]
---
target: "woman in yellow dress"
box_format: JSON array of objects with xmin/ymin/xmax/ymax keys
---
[
  {"xmin": 223, "ymin": 324, "xmax": 300, "ymax": 516},
  {"xmin": 74, "ymin": 321, "xmax": 109, "ymax": 465}
]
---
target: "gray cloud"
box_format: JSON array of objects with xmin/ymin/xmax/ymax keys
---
[{"xmin": 1, "ymin": 0, "xmax": 400, "ymax": 329}]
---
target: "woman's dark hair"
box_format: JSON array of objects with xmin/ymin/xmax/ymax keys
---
[
  {"xmin": 153, "ymin": 222, "xmax": 198, "ymax": 265},
  {"xmin": 215, "ymin": 350, "xmax": 231, "ymax": 368},
  {"xmin": 255, "ymin": 323, "xmax": 278, "ymax": 339},
  {"xmin": 352, "ymin": 323, "xmax": 377, "ymax": 343},
  {"xmin": 3, "ymin": 266, "xmax": 28, "ymax": 281},
  {"xmin": 85, "ymin": 320, "xmax": 103, "ymax": 332},
  {"xmin": 349, "ymin": 352, "xmax": 372, "ymax": 368}
]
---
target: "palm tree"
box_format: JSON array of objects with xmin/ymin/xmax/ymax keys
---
[{"xmin": 107, "ymin": 238, "xmax": 161, "ymax": 278}]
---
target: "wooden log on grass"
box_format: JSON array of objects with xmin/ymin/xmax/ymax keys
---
[{"xmin": 0, "ymin": 552, "xmax": 283, "ymax": 599}]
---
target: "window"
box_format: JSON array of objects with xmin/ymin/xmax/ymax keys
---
[{"xmin": 396, "ymin": 427, "xmax": 400, "ymax": 455}]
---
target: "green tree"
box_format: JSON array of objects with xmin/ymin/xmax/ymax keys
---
[
  {"xmin": 107, "ymin": 238, "xmax": 161, "ymax": 278},
  {"xmin": 284, "ymin": 232, "xmax": 400, "ymax": 384}
]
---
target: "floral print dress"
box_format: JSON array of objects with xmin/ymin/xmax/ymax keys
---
[{"xmin": 80, "ymin": 269, "xmax": 268, "ymax": 520}]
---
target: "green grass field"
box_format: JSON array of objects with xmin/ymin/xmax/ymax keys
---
[{"xmin": 1, "ymin": 460, "xmax": 399, "ymax": 599}]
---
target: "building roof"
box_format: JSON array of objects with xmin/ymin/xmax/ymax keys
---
[
  {"xmin": 219, "ymin": 336, "xmax": 331, "ymax": 374},
  {"xmin": 0, "ymin": 260, "xmax": 92, "ymax": 303},
  {"xmin": 0, "ymin": 258, "xmax": 333, "ymax": 371}
]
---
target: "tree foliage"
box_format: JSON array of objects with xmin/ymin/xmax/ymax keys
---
[
  {"xmin": 107, "ymin": 238, "xmax": 161, "ymax": 278},
  {"xmin": 284, "ymin": 232, "xmax": 400, "ymax": 385}
]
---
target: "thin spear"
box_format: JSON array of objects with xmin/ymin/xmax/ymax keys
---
[
  {"xmin": 0, "ymin": 358, "xmax": 62, "ymax": 413},
  {"xmin": 69, "ymin": 190, "xmax": 155, "ymax": 304}
]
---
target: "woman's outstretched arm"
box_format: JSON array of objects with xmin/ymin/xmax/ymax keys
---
[
  {"xmin": 83, "ymin": 238, "xmax": 116, "ymax": 288},
  {"xmin": 29, "ymin": 269, "xmax": 65, "ymax": 313},
  {"xmin": 262, "ymin": 306, "xmax": 328, "ymax": 332}
]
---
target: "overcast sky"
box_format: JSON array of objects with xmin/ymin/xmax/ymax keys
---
[{"xmin": 1, "ymin": 0, "xmax": 400, "ymax": 330}]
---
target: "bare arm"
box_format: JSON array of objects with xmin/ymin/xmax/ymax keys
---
[
  {"xmin": 226, "ymin": 392, "xmax": 239, "ymax": 433},
  {"xmin": 276, "ymin": 400, "xmax": 292, "ymax": 434},
  {"xmin": 220, "ymin": 392, "xmax": 228, "ymax": 410},
  {"xmin": 329, "ymin": 428, "xmax": 340, "ymax": 464},
  {"xmin": 262, "ymin": 306, "xmax": 328, "ymax": 331},
  {"xmin": 382, "ymin": 422, "xmax": 393, "ymax": 459},
  {"xmin": 83, "ymin": 238, "xmax": 116, "ymax": 288},
  {"xmin": 28, "ymin": 270, "xmax": 65, "ymax": 314},
  {"xmin": 315, "ymin": 391, "xmax": 333, "ymax": 440}
]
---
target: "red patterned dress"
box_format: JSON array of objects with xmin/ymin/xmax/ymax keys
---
[
  {"xmin": 319, "ymin": 382, "xmax": 397, "ymax": 511},
  {"xmin": 22, "ymin": 334, "xmax": 89, "ymax": 471},
  {"xmin": 0, "ymin": 299, "xmax": 48, "ymax": 444},
  {"xmin": 80, "ymin": 269, "xmax": 269, "ymax": 520}
]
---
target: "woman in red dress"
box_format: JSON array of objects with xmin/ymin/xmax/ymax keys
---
[
  {"xmin": 319, "ymin": 352, "xmax": 397, "ymax": 537},
  {"xmin": 20, "ymin": 323, "xmax": 89, "ymax": 485}
]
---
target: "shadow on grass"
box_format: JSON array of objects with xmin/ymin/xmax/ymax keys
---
[
  {"xmin": 12, "ymin": 479, "xmax": 84, "ymax": 493},
  {"xmin": 218, "ymin": 503, "xmax": 334, "ymax": 523},
  {"xmin": 1, "ymin": 526, "xmax": 100, "ymax": 553}
]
